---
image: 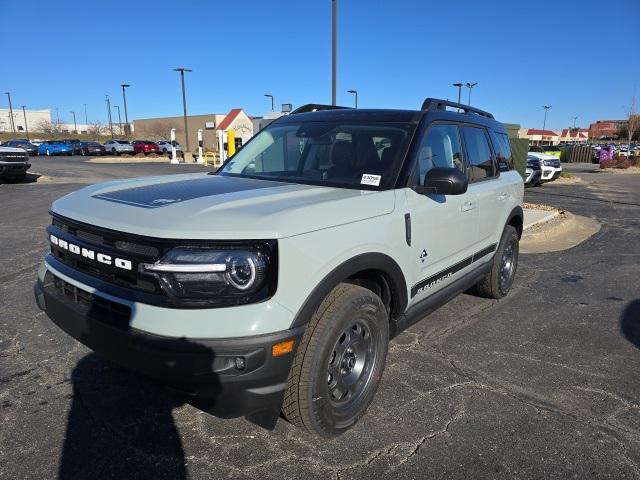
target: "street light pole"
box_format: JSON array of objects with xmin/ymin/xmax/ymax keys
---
[
  {"xmin": 115, "ymin": 105, "xmax": 122, "ymax": 135},
  {"xmin": 105, "ymin": 95, "xmax": 114, "ymax": 138},
  {"xmin": 70, "ymin": 111, "xmax": 77, "ymax": 133},
  {"xmin": 542, "ymin": 105, "xmax": 552, "ymax": 146},
  {"xmin": 264, "ymin": 94, "xmax": 274, "ymax": 111},
  {"xmin": 121, "ymin": 84, "xmax": 130, "ymax": 135},
  {"xmin": 174, "ymin": 68, "xmax": 192, "ymax": 152},
  {"xmin": 84, "ymin": 103, "xmax": 88, "ymax": 125},
  {"xmin": 452, "ymin": 83, "xmax": 463, "ymax": 104},
  {"xmin": 4, "ymin": 92, "xmax": 16, "ymax": 134},
  {"xmin": 21, "ymin": 106, "xmax": 29, "ymax": 140},
  {"xmin": 465, "ymin": 82, "xmax": 478, "ymax": 105},
  {"xmin": 55, "ymin": 107, "xmax": 60, "ymax": 124},
  {"xmin": 332, "ymin": 0, "xmax": 337, "ymax": 106},
  {"xmin": 347, "ymin": 89, "xmax": 358, "ymax": 108}
]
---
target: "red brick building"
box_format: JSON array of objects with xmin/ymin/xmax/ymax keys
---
[{"xmin": 588, "ymin": 120, "xmax": 627, "ymax": 140}]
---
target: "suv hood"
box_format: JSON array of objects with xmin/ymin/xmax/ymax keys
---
[
  {"xmin": 528, "ymin": 152, "xmax": 559, "ymax": 160},
  {"xmin": 51, "ymin": 173, "xmax": 395, "ymax": 239}
]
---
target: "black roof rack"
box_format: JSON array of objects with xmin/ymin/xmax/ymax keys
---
[
  {"xmin": 290, "ymin": 104, "xmax": 352, "ymax": 114},
  {"xmin": 421, "ymin": 98, "xmax": 494, "ymax": 119}
]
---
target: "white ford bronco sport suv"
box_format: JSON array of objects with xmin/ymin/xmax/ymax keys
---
[{"xmin": 34, "ymin": 99, "xmax": 523, "ymax": 437}]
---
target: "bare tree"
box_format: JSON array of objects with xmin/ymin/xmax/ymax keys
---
[
  {"xmin": 87, "ymin": 121, "xmax": 107, "ymax": 139},
  {"xmin": 35, "ymin": 119, "xmax": 65, "ymax": 135},
  {"xmin": 628, "ymin": 96, "xmax": 640, "ymax": 144},
  {"xmin": 137, "ymin": 121, "xmax": 174, "ymax": 140}
]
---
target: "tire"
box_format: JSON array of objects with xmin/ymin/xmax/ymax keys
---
[
  {"xmin": 111, "ymin": 148, "xmax": 118, "ymax": 156},
  {"xmin": 475, "ymin": 225, "xmax": 519, "ymax": 299},
  {"xmin": 283, "ymin": 283, "xmax": 389, "ymax": 437}
]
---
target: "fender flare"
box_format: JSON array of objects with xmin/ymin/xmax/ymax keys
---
[
  {"xmin": 506, "ymin": 205, "xmax": 524, "ymax": 237},
  {"xmin": 290, "ymin": 252, "xmax": 408, "ymax": 328}
]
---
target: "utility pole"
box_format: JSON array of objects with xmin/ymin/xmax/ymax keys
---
[
  {"xmin": 55, "ymin": 107, "xmax": 60, "ymax": 124},
  {"xmin": 465, "ymin": 82, "xmax": 478, "ymax": 105},
  {"xmin": 347, "ymin": 89, "xmax": 358, "ymax": 108},
  {"xmin": 105, "ymin": 95, "xmax": 114, "ymax": 138},
  {"xmin": 21, "ymin": 106, "xmax": 29, "ymax": 140},
  {"xmin": 4, "ymin": 92, "xmax": 16, "ymax": 134},
  {"xmin": 264, "ymin": 93, "xmax": 274, "ymax": 111},
  {"xmin": 84, "ymin": 103, "xmax": 88, "ymax": 125},
  {"xmin": 542, "ymin": 105, "xmax": 552, "ymax": 146},
  {"xmin": 121, "ymin": 84, "xmax": 130, "ymax": 135},
  {"xmin": 174, "ymin": 68, "xmax": 192, "ymax": 152},
  {"xmin": 115, "ymin": 105, "xmax": 122, "ymax": 135},
  {"xmin": 70, "ymin": 111, "xmax": 77, "ymax": 133},
  {"xmin": 332, "ymin": 0, "xmax": 337, "ymax": 106},
  {"xmin": 452, "ymin": 83, "xmax": 463, "ymax": 104}
]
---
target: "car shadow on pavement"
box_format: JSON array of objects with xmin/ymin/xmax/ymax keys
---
[
  {"xmin": 58, "ymin": 353, "xmax": 189, "ymax": 479},
  {"xmin": 620, "ymin": 299, "xmax": 640, "ymax": 349}
]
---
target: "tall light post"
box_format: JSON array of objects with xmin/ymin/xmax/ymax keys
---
[
  {"xmin": 347, "ymin": 89, "xmax": 358, "ymax": 108},
  {"xmin": 4, "ymin": 92, "xmax": 16, "ymax": 134},
  {"xmin": 264, "ymin": 93, "xmax": 274, "ymax": 111},
  {"xmin": 114, "ymin": 105, "xmax": 122, "ymax": 135},
  {"xmin": 21, "ymin": 106, "xmax": 29, "ymax": 140},
  {"xmin": 542, "ymin": 105, "xmax": 552, "ymax": 146},
  {"xmin": 174, "ymin": 67, "xmax": 192, "ymax": 152},
  {"xmin": 70, "ymin": 111, "xmax": 77, "ymax": 133},
  {"xmin": 465, "ymin": 82, "xmax": 478, "ymax": 105},
  {"xmin": 105, "ymin": 95, "xmax": 114, "ymax": 138},
  {"xmin": 452, "ymin": 83, "xmax": 463, "ymax": 104},
  {"xmin": 332, "ymin": 0, "xmax": 337, "ymax": 106},
  {"xmin": 121, "ymin": 83, "xmax": 130, "ymax": 135},
  {"xmin": 83, "ymin": 103, "xmax": 88, "ymax": 125},
  {"xmin": 55, "ymin": 107, "xmax": 60, "ymax": 124}
]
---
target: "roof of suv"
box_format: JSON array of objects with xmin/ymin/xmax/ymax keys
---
[{"xmin": 276, "ymin": 102, "xmax": 506, "ymax": 132}]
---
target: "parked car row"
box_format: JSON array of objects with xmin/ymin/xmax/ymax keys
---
[{"xmin": 0, "ymin": 138, "xmax": 183, "ymax": 156}]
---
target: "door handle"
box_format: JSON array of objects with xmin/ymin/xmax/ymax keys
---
[
  {"xmin": 497, "ymin": 192, "xmax": 508, "ymax": 201},
  {"xmin": 461, "ymin": 201, "xmax": 476, "ymax": 212}
]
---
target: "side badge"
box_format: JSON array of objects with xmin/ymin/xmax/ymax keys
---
[{"xmin": 420, "ymin": 249, "xmax": 428, "ymax": 263}]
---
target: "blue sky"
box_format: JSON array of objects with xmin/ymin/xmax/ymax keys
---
[{"xmin": 3, "ymin": 0, "xmax": 639, "ymax": 130}]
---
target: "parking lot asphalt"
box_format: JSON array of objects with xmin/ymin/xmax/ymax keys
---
[{"xmin": 1, "ymin": 158, "xmax": 639, "ymax": 480}]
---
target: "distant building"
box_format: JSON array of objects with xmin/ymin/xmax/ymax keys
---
[
  {"xmin": 519, "ymin": 128, "xmax": 560, "ymax": 146},
  {"xmin": 588, "ymin": 120, "xmax": 627, "ymax": 140},
  {"xmin": 0, "ymin": 108, "xmax": 51, "ymax": 134},
  {"xmin": 558, "ymin": 128, "xmax": 589, "ymax": 144},
  {"xmin": 133, "ymin": 108, "xmax": 254, "ymax": 151}
]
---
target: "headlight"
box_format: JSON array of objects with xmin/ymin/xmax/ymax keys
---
[{"xmin": 141, "ymin": 246, "xmax": 275, "ymax": 306}]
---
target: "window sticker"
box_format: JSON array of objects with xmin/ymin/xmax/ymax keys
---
[{"xmin": 361, "ymin": 174, "xmax": 381, "ymax": 186}]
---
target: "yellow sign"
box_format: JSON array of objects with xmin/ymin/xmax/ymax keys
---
[{"xmin": 227, "ymin": 130, "xmax": 236, "ymax": 157}]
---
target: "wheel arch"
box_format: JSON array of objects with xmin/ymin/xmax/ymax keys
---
[
  {"xmin": 289, "ymin": 253, "xmax": 408, "ymax": 328},
  {"xmin": 506, "ymin": 205, "xmax": 524, "ymax": 238}
]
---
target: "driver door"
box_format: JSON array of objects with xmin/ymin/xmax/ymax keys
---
[{"xmin": 405, "ymin": 123, "xmax": 481, "ymax": 306}]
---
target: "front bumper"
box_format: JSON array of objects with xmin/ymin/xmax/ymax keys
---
[
  {"xmin": 0, "ymin": 161, "xmax": 30, "ymax": 177},
  {"xmin": 34, "ymin": 272, "xmax": 305, "ymax": 418}
]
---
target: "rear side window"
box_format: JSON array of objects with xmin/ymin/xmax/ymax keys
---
[
  {"xmin": 490, "ymin": 131, "xmax": 513, "ymax": 171},
  {"xmin": 461, "ymin": 126, "xmax": 495, "ymax": 182}
]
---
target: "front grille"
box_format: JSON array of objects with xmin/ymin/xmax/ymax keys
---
[
  {"xmin": 43, "ymin": 272, "xmax": 131, "ymax": 330},
  {"xmin": 0, "ymin": 151, "xmax": 28, "ymax": 163},
  {"xmin": 49, "ymin": 215, "xmax": 163, "ymax": 294}
]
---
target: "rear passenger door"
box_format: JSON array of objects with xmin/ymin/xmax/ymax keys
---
[{"xmin": 460, "ymin": 126, "xmax": 503, "ymax": 251}]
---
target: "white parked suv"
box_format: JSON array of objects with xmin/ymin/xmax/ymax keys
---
[
  {"xmin": 104, "ymin": 139, "xmax": 134, "ymax": 155},
  {"xmin": 528, "ymin": 151, "xmax": 562, "ymax": 181},
  {"xmin": 34, "ymin": 99, "xmax": 524, "ymax": 437}
]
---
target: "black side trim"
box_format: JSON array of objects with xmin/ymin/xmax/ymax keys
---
[
  {"xmin": 410, "ymin": 243, "xmax": 497, "ymax": 298},
  {"xmin": 392, "ymin": 260, "xmax": 492, "ymax": 338},
  {"xmin": 404, "ymin": 213, "xmax": 411, "ymax": 246},
  {"xmin": 290, "ymin": 253, "xmax": 408, "ymax": 328},
  {"xmin": 506, "ymin": 206, "xmax": 524, "ymax": 238}
]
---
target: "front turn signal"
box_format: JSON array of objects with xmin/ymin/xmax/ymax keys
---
[{"xmin": 272, "ymin": 339, "xmax": 295, "ymax": 357}]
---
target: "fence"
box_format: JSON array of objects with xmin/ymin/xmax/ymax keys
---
[{"xmin": 560, "ymin": 146, "xmax": 595, "ymax": 163}]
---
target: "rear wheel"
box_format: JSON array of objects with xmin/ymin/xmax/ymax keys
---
[
  {"xmin": 475, "ymin": 225, "xmax": 519, "ymax": 299},
  {"xmin": 283, "ymin": 283, "xmax": 389, "ymax": 437}
]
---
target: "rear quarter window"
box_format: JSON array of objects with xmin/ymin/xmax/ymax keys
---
[{"xmin": 490, "ymin": 131, "xmax": 514, "ymax": 171}]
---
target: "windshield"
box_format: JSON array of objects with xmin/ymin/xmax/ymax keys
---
[{"xmin": 218, "ymin": 121, "xmax": 416, "ymax": 190}]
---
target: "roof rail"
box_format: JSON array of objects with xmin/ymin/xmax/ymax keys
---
[
  {"xmin": 421, "ymin": 98, "xmax": 494, "ymax": 119},
  {"xmin": 290, "ymin": 104, "xmax": 351, "ymax": 114}
]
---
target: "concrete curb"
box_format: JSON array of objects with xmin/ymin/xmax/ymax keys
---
[
  {"xmin": 520, "ymin": 212, "xmax": 601, "ymax": 254},
  {"xmin": 523, "ymin": 209, "xmax": 560, "ymax": 231}
]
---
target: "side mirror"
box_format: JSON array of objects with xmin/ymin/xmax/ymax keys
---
[{"xmin": 414, "ymin": 167, "xmax": 468, "ymax": 195}]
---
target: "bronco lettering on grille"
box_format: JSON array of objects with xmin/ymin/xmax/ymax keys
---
[{"xmin": 49, "ymin": 234, "xmax": 132, "ymax": 271}]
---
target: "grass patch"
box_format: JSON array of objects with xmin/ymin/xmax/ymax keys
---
[{"xmin": 560, "ymin": 171, "xmax": 575, "ymax": 178}]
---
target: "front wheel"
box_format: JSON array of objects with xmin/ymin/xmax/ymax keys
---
[
  {"xmin": 475, "ymin": 225, "xmax": 519, "ymax": 299},
  {"xmin": 283, "ymin": 283, "xmax": 389, "ymax": 437}
]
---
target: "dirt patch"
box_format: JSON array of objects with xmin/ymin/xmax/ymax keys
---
[
  {"xmin": 520, "ymin": 211, "xmax": 600, "ymax": 254},
  {"xmin": 600, "ymin": 166, "xmax": 640, "ymax": 174},
  {"xmin": 523, "ymin": 202, "xmax": 558, "ymax": 211}
]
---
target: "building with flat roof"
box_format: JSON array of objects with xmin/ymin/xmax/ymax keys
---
[
  {"xmin": 588, "ymin": 120, "xmax": 627, "ymax": 140},
  {"xmin": 0, "ymin": 108, "xmax": 51, "ymax": 134},
  {"xmin": 133, "ymin": 108, "xmax": 254, "ymax": 151}
]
